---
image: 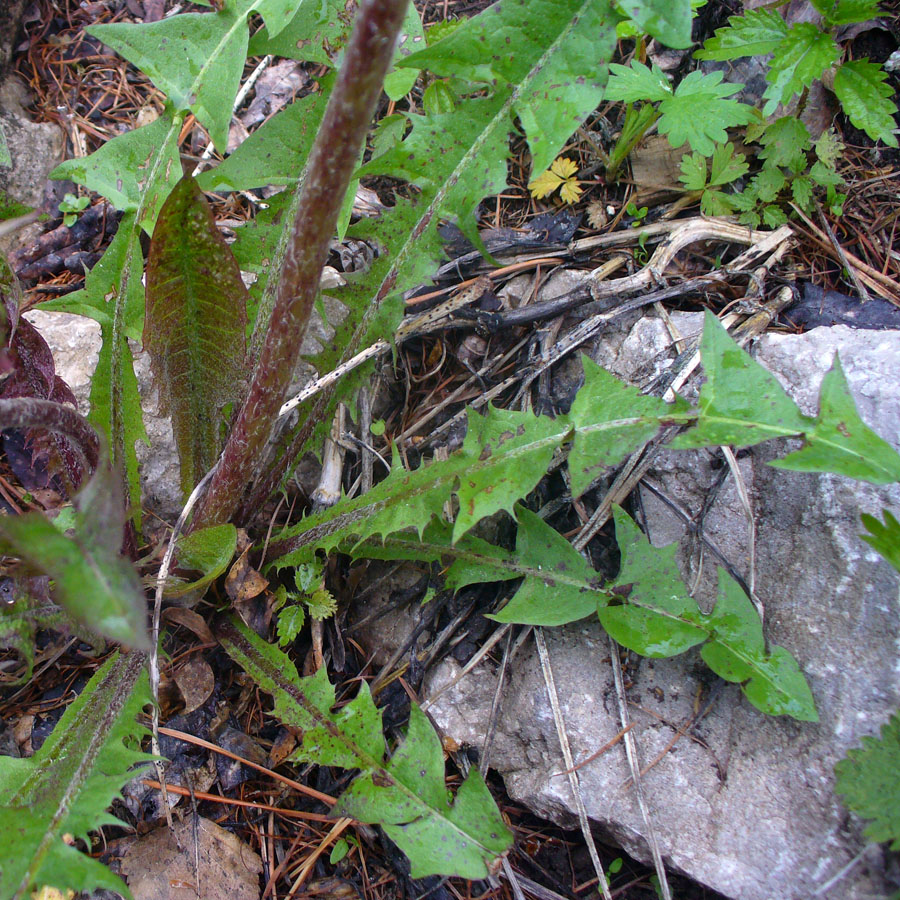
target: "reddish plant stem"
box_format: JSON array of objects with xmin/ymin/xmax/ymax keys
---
[{"xmin": 189, "ymin": 0, "xmax": 409, "ymax": 530}]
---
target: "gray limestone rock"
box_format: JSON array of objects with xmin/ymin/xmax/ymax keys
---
[
  {"xmin": 0, "ymin": 76, "xmax": 64, "ymax": 210},
  {"xmin": 425, "ymin": 318, "xmax": 900, "ymax": 900}
]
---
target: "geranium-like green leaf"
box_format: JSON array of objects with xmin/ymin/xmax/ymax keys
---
[
  {"xmin": 695, "ymin": 8, "xmax": 788, "ymax": 61},
  {"xmin": 670, "ymin": 311, "xmax": 811, "ymax": 450},
  {"xmin": 88, "ymin": 6, "xmax": 248, "ymax": 152},
  {"xmin": 51, "ymin": 114, "xmax": 182, "ymax": 231},
  {"xmin": 214, "ymin": 614, "xmax": 513, "ymax": 878},
  {"xmin": 707, "ymin": 141, "xmax": 748, "ymax": 186},
  {"xmin": 567, "ymin": 355, "xmax": 690, "ymax": 498},
  {"xmin": 602, "ymin": 60, "xmax": 673, "ymax": 103},
  {"xmin": 860, "ymin": 509, "xmax": 900, "ymax": 573},
  {"xmin": 835, "ymin": 710, "xmax": 900, "ymax": 849},
  {"xmin": 144, "ymin": 176, "xmax": 248, "ymax": 499},
  {"xmin": 762, "ymin": 23, "xmax": 839, "ymax": 116},
  {"xmin": 772, "ymin": 356, "xmax": 900, "ymax": 483},
  {"xmin": 657, "ymin": 69, "xmax": 755, "ymax": 156},
  {"xmin": 164, "ymin": 523, "xmax": 237, "ymax": 598},
  {"xmin": 399, "ymin": 0, "xmax": 615, "ymax": 175},
  {"xmin": 0, "ymin": 652, "xmax": 152, "ymax": 899},
  {"xmin": 833, "ymin": 60, "xmax": 899, "ymax": 148}
]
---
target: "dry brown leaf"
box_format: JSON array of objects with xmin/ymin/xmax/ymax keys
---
[
  {"xmin": 163, "ymin": 607, "xmax": 215, "ymax": 644},
  {"xmin": 121, "ymin": 816, "xmax": 262, "ymax": 900},
  {"xmin": 173, "ymin": 656, "xmax": 215, "ymax": 714},
  {"xmin": 224, "ymin": 553, "xmax": 268, "ymax": 603}
]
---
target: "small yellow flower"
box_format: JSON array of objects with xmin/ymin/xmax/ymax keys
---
[{"xmin": 528, "ymin": 157, "xmax": 583, "ymax": 204}]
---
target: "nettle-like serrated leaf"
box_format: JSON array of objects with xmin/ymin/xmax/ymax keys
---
[
  {"xmin": 88, "ymin": 5, "xmax": 249, "ymax": 152},
  {"xmin": 762, "ymin": 23, "xmax": 839, "ymax": 116},
  {"xmin": 275, "ymin": 600, "xmax": 306, "ymax": 646},
  {"xmin": 657, "ymin": 69, "xmax": 755, "ymax": 156},
  {"xmin": 772, "ymin": 355, "xmax": 900, "ymax": 483},
  {"xmin": 812, "ymin": 0, "xmax": 883, "ymax": 26},
  {"xmin": 757, "ymin": 116, "xmax": 810, "ymax": 170},
  {"xmin": 761, "ymin": 204, "xmax": 788, "ymax": 227},
  {"xmin": 196, "ymin": 84, "xmax": 331, "ymax": 192},
  {"xmin": 695, "ymin": 8, "xmax": 788, "ymax": 61},
  {"xmin": 165, "ymin": 523, "xmax": 237, "ymax": 598},
  {"xmin": 791, "ymin": 174, "xmax": 813, "ymax": 209},
  {"xmin": 700, "ymin": 189, "xmax": 735, "ymax": 216},
  {"xmin": 833, "ymin": 59, "xmax": 899, "ymax": 147},
  {"xmin": 835, "ymin": 710, "xmax": 900, "ymax": 850},
  {"xmin": 399, "ymin": 0, "xmax": 616, "ymax": 175},
  {"xmin": 605, "ymin": 61, "xmax": 672, "ymax": 103},
  {"xmin": 752, "ymin": 164, "xmax": 787, "ymax": 202},
  {"xmin": 809, "ymin": 159, "xmax": 844, "ymax": 189},
  {"xmin": 144, "ymin": 176, "xmax": 249, "ymax": 499},
  {"xmin": 860, "ymin": 509, "xmax": 900, "ymax": 573},
  {"xmin": 601, "ymin": 508, "xmax": 818, "ymax": 721},
  {"xmin": 670, "ymin": 311, "xmax": 811, "ymax": 450},
  {"xmin": 51, "ymin": 114, "xmax": 182, "ymax": 231},
  {"xmin": 616, "ymin": 0, "xmax": 692, "ymax": 48},
  {"xmin": 0, "ymin": 652, "xmax": 152, "ymax": 899},
  {"xmin": 567, "ymin": 355, "xmax": 690, "ymax": 498},
  {"xmin": 214, "ymin": 614, "xmax": 513, "ymax": 878},
  {"xmin": 40, "ymin": 215, "xmax": 148, "ymax": 516},
  {"xmin": 814, "ymin": 128, "xmax": 844, "ymax": 168}
]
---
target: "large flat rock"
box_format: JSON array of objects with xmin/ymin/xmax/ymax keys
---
[{"xmin": 425, "ymin": 316, "xmax": 900, "ymax": 900}]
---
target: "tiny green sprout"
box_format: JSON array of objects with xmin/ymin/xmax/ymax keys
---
[
  {"xmin": 626, "ymin": 200, "xmax": 648, "ymax": 225},
  {"xmin": 329, "ymin": 835, "xmax": 359, "ymax": 864},
  {"xmin": 58, "ymin": 192, "xmax": 89, "ymax": 227},
  {"xmin": 330, "ymin": 838, "xmax": 350, "ymax": 864},
  {"xmin": 370, "ymin": 419, "xmax": 386, "ymax": 436}
]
